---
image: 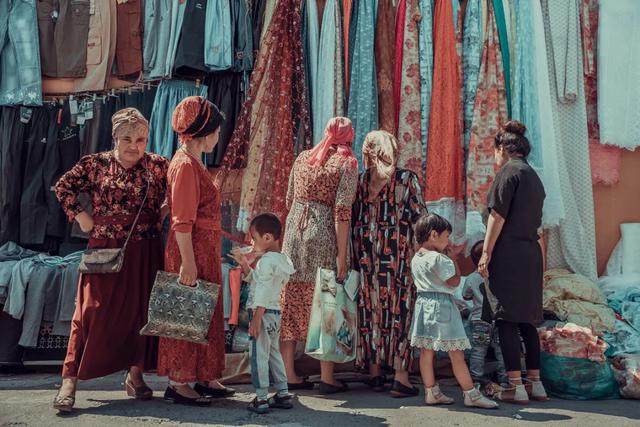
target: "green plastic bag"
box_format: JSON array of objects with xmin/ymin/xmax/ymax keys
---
[
  {"xmin": 540, "ymin": 352, "xmax": 620, "ymax": 400},
  {"xmin": 305, "ymin": 269, "xmax": 359, "ymax": 363}
]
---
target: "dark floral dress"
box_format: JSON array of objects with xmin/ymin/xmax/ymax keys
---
[{"xmin": 352, "ymin": 169, "xmax": 426, "ymax": 371}]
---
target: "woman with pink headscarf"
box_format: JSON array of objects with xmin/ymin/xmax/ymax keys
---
[{"xmin": 280, "ymin": 117, "xmax": 359, "ymax": 394}]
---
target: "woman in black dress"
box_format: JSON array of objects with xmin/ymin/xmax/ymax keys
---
[{"xmin": 478, "ymin": 121, "xmax": 548, "ymax": 404}]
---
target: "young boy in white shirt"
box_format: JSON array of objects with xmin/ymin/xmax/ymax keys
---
[{"xmin": 231, "ymin": 213, "xmax": 296, "ymax": 414}]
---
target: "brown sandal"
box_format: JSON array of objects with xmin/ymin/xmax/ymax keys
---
[
  {"xmin": 125, "ymin": 377, "xmax": 153, "ymax": 400},
  {"xmin": 53, "ymin": 392, "xmax": 75, "ymax": 413}
]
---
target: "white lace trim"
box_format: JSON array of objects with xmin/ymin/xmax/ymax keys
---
[{"xmin": 411, "ymin": 337, "xmax": 471, "ymax": 351}]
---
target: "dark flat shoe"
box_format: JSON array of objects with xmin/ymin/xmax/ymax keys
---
[
  {"xmin": 367, "ymin": 376, "xmax": 385, "ymax": 392},
  {"xmin": 164, "ymin": 386, "xmax": 211, "ymax": 407},
  {"xmin": 390, "ymin": 381, "xmax": 420, "ymax": 398},
  {"xmin": 125, "ymin": 378, "xmax": 153, "ymax": 400},
  {"xmin": 194, "ymin": 383, "xmax": 236, "ymax": 398},
  {"xmin": 318, "ymin": 381, "xmax": 349, "ymax": 395},
  {"xmin": 269, "ymin": 394, "xmax": 294, "ymax": 409},
  {"xmin": 288, "ymin": 379, "xmax": 315, "ymax": 390}
]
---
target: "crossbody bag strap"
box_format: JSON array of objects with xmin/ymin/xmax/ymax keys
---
[{"xmin": 121, "ymin": 169, "xmax": 152, "ymax": 252}]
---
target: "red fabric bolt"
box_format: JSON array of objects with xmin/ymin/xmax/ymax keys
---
[{"xmin": 306, "ymin": 116, "xmax": 356, "ymax": 168}]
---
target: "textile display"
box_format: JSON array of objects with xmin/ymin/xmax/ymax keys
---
[
  {"xmin": 375, "ymin": 0, "xmax": 395, "ymax": 133},
  {"xmin": 305, "ymin": 268, "xmax": 359, "ymax": 364}
]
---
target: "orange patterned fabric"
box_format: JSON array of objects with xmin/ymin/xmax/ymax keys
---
[{"xmin": 157, "ymin": 150, "xmax": 225, "ymax": 382}]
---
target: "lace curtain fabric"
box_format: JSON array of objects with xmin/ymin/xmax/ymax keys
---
[
  {"xmin": 598, "ymin": 0, "xmax": 640, "ymax": 150},
  {"xmin": 542, "ymin": 0, "xmax": 597, "ymax": 281}
]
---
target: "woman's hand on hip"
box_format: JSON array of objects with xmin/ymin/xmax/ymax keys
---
[
  {"xmin": 75, "ymin": 211, "xmax": 94, "ymax": 233},
  {"xmin": 179, "ymin": 261, "xmax": 198, "ymax": 286},
  {"xmin": 478, "ymin": 252, "xmax": 491, "ymax": 278}
]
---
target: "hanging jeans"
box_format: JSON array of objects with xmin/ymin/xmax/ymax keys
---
[
  {"xmin": 20, "ymin": 106, "xmax": 64, "ymax": 246},
  {"xmin": 143, "ymin": 0, "xmax": 186, "ymax": 80},
  {"xmin": 0, "ymin": 107, "xmax": 27, "ymax": 244},
  {"xmin": 36, "ymin": 0, "xmax": 90, "ymax": 78},
  {"xmin": 0, "ymin": 0, "xmax": 42, "ymax": 106},
  {"xmin": 204, "ymin": 0, "xmax": 233, "ymax": 71},
  {"xmin": 148, "ymin": 80, "xmax": 208, "ymax": 159}
]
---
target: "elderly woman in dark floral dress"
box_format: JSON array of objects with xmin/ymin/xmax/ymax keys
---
[{"xmin": 53, "ymin": 108, "xmax": 168, "ymax": 413}]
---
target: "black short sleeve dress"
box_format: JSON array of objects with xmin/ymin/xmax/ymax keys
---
[{"xmin": 483, "ymin": 158, "xmax": 546, "ymax": 324}]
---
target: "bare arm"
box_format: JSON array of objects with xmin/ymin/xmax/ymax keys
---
[
  {"xmin": 175, "ymin": 231, "xmax": 198, "ymax": 285},
  {"xmin": 478, "ymin": 210, "xmax": 506, "ymax": 277},
  {"xmin": 336, "ymin": 220, "xmax": 350, "ymax": 282},
  {"xmin": 446, "ymin": 257, "xmax": 461, "ymax": 287}
]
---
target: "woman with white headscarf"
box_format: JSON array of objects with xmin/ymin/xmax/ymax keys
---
[{"xmin": 352, "ymin": 130, "xmax": 427, "ymax": 398}]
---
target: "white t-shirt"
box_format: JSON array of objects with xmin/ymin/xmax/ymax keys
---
[
  {"xmin": 246, "ymin": 252, "xmax": 295, "ymax": 311},
  {"xmin": 411, "ymin": 250, "xmax": 458, "ymax": 294}
]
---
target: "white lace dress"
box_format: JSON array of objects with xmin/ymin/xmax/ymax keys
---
[{"xmin": 598, "ymin": 0, "xmax": 640, "ymax": 150}]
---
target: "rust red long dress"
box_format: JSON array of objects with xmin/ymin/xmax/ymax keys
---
[
  {"xmin": 55, "ymin": 152, "xmax": 168, "ymax": 380},
  {"xmin": 157, "ymin": 149, "xmax": 225, "ymax": 383}
]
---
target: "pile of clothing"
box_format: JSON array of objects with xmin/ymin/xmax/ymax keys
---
[
  {"xmin": 0, "ymin": 242, "xmax": 81, "ymax": 350},
  {"xmin": 543, "ymin": 269, "xmax": 615, "ymax": 334},
  {"xmin": 610, "ymin": 353, "xmax": 640, "ymax": 399},
  {"xmin": 539, "ymin": 323, "xmax": 609, "ymax": 363}
]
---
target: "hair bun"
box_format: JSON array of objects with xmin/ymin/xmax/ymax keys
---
[{"xmin": 503, "ymin": 120, "xmax": 526, "ymax": 136}]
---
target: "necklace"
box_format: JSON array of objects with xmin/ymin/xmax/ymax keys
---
[{"xmin": 181, "ymin": 146, "xmax": 206, "ymax": 169}]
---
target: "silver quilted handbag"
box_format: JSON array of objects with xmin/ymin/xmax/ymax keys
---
[{"xmin": 140, "ymin": 271, "xmax": 220, "ymax": 344}]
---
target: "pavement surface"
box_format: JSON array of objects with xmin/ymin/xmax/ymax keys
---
[{"xmin": 1, "ymin": 371, "xmax": 639, "ymax": 427}]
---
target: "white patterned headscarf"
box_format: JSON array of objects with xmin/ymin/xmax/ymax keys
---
[{"xmin": 362, "ymin": 130, "xmax": 399, "ymax": 180}]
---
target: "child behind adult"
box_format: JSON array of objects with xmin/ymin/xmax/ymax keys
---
[
  {"xmin": 463, "ymin": 241, "xmax": 508, "ymax": 386},
  {"xmin": 409, "ymin": 214, "xmax": 498, "ymax": 409},
  {"xmin": 231, "ymin": 213, "xmax": 296, "ymax": 414}
]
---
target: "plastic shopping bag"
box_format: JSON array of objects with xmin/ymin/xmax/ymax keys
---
[{"xmin": 305, "ymin": 268, "xmax": 360, "ymax": 363}]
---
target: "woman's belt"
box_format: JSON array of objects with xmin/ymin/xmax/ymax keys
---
[{"xmin": 94, "ymin": 212, "xmax": 158, "ymax": 226}]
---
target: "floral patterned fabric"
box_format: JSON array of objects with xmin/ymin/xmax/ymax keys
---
[
  {"xmin": 220, "ymin": 0, "xmax": 311, "ymax": 232},
  {"xmin": 347, "ymin": 0, "xmax": 379, "ymax": 166},
  {"xmin": 395, "ymin": 0, "xmax": 423, "ymax": 178},
  {"xmin": 55, "ymin": 152, "xmax": 168, "ymax": 240},
  {"xmin": 465, "ymin": 1, "xmax": 508, "ymax": 216},
  {"xmin": 352, "ymin": 169, "xmax": 425, "ymax": 371},
  {"xmin": 157, "ymin": 150, "xmax": 225, "ymax": 382},
  {"xmin": 375, "ymin": 0, "xmax": 396, "ymax": 134},
  {"xmin": 425, "ymin": 0, "xmax": 465, "ymax": 246},
  {"xmin": 280, "ymin": 149, "xmax": 358, "ymax": 341}
]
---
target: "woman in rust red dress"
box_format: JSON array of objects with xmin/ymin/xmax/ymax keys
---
[
  {"xmin": 53, "ymin": 108, "xmax": 169, "ymax": 412},
  {"xmin": 156, "ymin": 96, "xmax": 233, "ymax": 406}
]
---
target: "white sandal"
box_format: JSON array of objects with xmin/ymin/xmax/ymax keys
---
[
  {"xmin": 425, "ymin": 384, "xmax": 455, "ymax": 405},
  {"xmin": 464, "ymin": 388, "xmax": 499, "ymax": 409}
]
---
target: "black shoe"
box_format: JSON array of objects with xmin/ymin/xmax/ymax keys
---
[
  {"xmin": 163, "ymin": 386, "xmax": 211, "ymax": 407},
  {"xmin": 287, "ymin": 378, "xmax": 315, "ymax": 390},
  {"xmin": 194, "ymin": 382, "xmax": 236, "ymax": 398},
  {"xmin": 318, "ymin": 381, "xmax": 349, "ymax": 395},
  {"xmin": 247, "ymin": 397, "xmax": 271, "ymax": 414},
  {"xmin": 367, "ymin": 376, "xmax": 385, "ymax": 392},
  {"xmin": 390, "ymin": 381, "xmax": 420, "ymax": 398},
  {"xmin": 269, "ymin": 393, "xmax": 294, "ymax": 409}
]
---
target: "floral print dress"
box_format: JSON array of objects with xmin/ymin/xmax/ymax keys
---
[
  {"xmin": 352, "ymin": 169, "xmax": 425, "ymax": 371},
  {"xmin": 280, "ymin": 149, "xmax": 358, "ymax": 342}
]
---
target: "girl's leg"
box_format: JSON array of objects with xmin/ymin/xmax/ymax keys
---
[
  {"xmin": 280, "ymin": 340, "xmax": 302, "ymax": 383},
  {"xmin": 419, "ymin": 349, "xmax": 436, "ymax": 387},
  {"xmin": 448, "ymin": 350, "xmax": 474, "ymax": 391}
]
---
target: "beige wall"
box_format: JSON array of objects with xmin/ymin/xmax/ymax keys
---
[{"xmin": 594, "ymin": 148, "xmax": 640, "ymax": 275}]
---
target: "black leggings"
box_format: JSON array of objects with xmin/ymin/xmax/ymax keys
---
[{"xmin": 496, "ymin": 321, "xmax": 541, "ymax": 373}]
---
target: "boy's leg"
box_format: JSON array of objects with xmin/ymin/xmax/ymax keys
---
[
  {"xmin": 250, "ymin": 313, "xmax": 272, "ymax": 401},
  {"xmin": 469, "ymin": 321, "xmax": 491, "ymax": 382},
  {"xmin": 268, "ymin": 312, "xmax": 289, "ymax": 397}
]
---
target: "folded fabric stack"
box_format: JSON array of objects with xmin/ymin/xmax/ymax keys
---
[
  {"xmin": 539, "ymin": 322, "xmax": 609, "ymax": 363},
  {"xmin": 610, "ymin": 353, "xmax": 640, "ymax": 399},
  {"xmin": 543, "ymin": 269, "xmax": 616, "ymax": 334}
]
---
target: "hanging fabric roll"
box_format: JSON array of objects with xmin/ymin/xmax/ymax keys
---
[
  {"xmin": 492, "ymin": 0, "xmax": 511, "ymax": 117},
  {"xmin": 220, "ymin": 0, "xmax": 311, "ymax": 232},
  {"xmin": 313, "ymin": 0, "xmax": 343, "ymax": 146},
  {"xmin": 304, "ymin": 0, "xmax": 320, "ymax": 133},
  {"xmin": 418, "ymin": 0, "xmax": 434, "ymax": 177},
  {"xmin": 465, "ymin": 0, "xmax": 507, "ymax": 216},
  {"xmin": 343, "ymin": 0, "xmax": 353, "ymax": 97},
  {"xmin": 347, "ymin": 0, "xmax": 379, "ymax": 164},
  {"xmin": 376, "ymin": 0, "xmax": 396, "ymax": 134},
  {"xmin": 511, "ymin": 0, "xmax": 565, "ymax": 228},
  {"xmin": 598, "ymin": 0, "xmax": 640, "ymax": 151},
  {"xmin": 395, "ymin": 0, "xmax": 423, "ymax": 178},
  {"xmin": 541, "ymin": 0, "xmax": 597, "ymax": 281},
  {"xmin": 462, "ymin": 0, "xmax": 482, "ymax": 150},
  {"xmin": 204, "ymin": 0, "xmax": 233, "ymax": 71},
  {"xmin": 425, "ymin": 0, "xmax": 465, "ymax": 246}
]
